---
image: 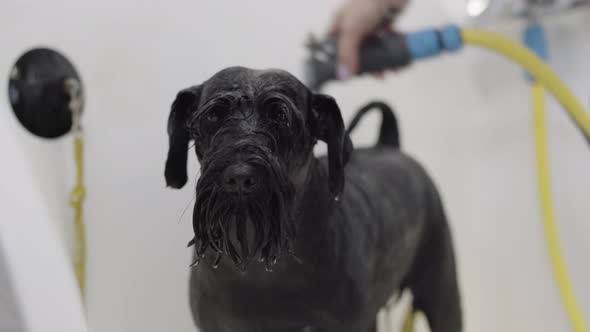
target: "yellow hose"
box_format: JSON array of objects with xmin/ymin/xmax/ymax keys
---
[
  {"xmin": 462, "ymin": 28, "xmax": 588, "ymax": 332},
  {"xmin": 461, "ymin": 29, "xmax": 590, "ymax": 138},
  {"xmin": 70, "ymin": 135, "xmax": 86, "ymax": 298},
  {"xmin": 531, "ymin": 83, "xmax": 587, "ymax": 332}
]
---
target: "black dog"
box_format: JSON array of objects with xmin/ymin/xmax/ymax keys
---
[{"xmin": 165, "ymin": 67, "xmax": 462, "ymax": 332}]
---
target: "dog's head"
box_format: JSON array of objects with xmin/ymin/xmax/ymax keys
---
[{"xmin": 165, "ymin": 67, "xmax": 352, "ymax": 270}]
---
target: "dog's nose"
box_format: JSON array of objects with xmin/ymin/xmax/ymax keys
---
[{"xmin": 222, "ymin": 163, "xmax": 259, "ymax": 194}]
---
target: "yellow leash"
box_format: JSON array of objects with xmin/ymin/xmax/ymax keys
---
[
  {"xmin": 401, "ymin": 306, "xmax": 414, "ymax": 332},
  {"xmin": 65, "ymin": 78, "xmax": 86, "ymax": 299},
  {"xmin": 70, "ymin": 135, "xmax": 86, "ymax": 298}
]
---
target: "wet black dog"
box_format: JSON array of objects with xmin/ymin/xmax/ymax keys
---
[{"xmin": 165, "ymin": 67, "xmax": 462, "ymax": 332}]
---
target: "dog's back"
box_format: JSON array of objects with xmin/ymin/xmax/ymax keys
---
[{"xmin": 318, "ymin": 101, "xmax": 462, "ymax": 331}]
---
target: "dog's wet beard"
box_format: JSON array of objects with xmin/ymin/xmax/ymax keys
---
[{"xmin": 188, "ymin": 145, "xmax": 296, "ymax": 271}]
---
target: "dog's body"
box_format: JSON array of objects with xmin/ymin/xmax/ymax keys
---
[{"xmin": 165, "ymin": 68, "xmax": 461, "ymax": 332}]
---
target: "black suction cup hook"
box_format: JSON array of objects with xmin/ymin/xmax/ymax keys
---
[{"xmin": 8, "ymin": 47, "xmax": 84, "ymax": 139}]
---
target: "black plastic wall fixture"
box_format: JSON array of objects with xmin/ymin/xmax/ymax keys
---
[{"xmin": 8, "ymin": 48, "xmax": 83, "ymax": 139}]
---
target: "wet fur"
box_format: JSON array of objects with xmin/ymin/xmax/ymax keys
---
[{"xmin": 164, "ymin": 68, "xmax": 462, "ymax": 332}]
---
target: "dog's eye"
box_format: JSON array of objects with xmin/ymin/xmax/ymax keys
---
[
  {"xmin": 206, "ymin": 113, "xmax": 219, "ymax": 123},
  {"xmin": 268, "ymin": 103, "xmax": 289, "ymax": 125},
  {"xmin": 204, "ymin": 106, "xmax": 226, "ymax": 124}
]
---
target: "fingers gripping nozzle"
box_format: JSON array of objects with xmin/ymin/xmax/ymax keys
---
[{"xmin": 304, "ymin": 25, "xmax": 463, "ymax": 90}]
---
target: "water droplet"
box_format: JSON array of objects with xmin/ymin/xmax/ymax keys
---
[{"xmin": 189, "ymin": 258, "xmax": 201, "ymax": 268}]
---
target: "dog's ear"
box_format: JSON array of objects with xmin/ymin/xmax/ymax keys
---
[
  {"xmin": 165, "ymin": 85, "xmax": 201, "ymax": 189},
  {"xmin": 311, "ymin": 93, "xmax": 353, "ymax": 199}
]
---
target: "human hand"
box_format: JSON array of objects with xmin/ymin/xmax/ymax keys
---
[{"xmin": 329, "ymin": 0, "xmax": 408, "ymax": 79}]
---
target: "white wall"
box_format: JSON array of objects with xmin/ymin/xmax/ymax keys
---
[
  {"xmin": 0, "ymin": 101, "xmax": 87, "ymax": 332},
  {"xmin": 1, "ymin": 1, "xmax": 589, "ymax": 331}
]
